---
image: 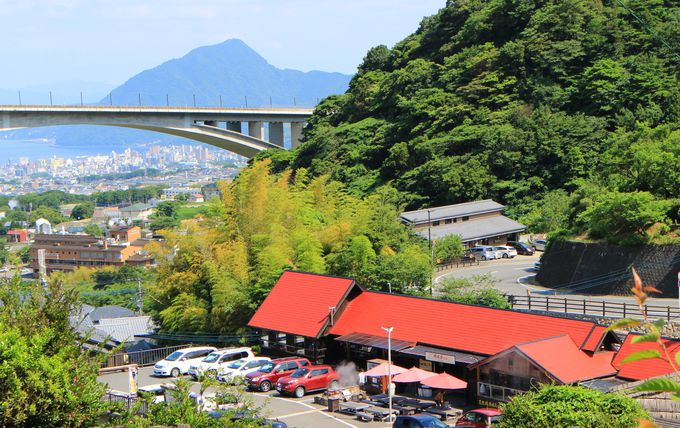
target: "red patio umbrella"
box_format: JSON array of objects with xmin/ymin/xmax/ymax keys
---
[
  {"xmin": 420, "ymin": 372, "xmax": 467, "ymax": 389},
  {"xmin": 392, "ymin": 366, "xmax": 437, "ymax": 383},
  {"xmin": 364, "ymin": 362, "xmax": 408, "ymax": 377}
]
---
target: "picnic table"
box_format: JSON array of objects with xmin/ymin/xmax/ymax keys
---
[
  {"xmin": 367, "ymin": 407, "xmax": 398, "ymax": 422},
  {"xmin": 425, "ymin": 406, "xmax": 461, "ymax": 421},
  {"xmin": 339, "ymin": 401, "xmax": 371, "ymax": 415}
]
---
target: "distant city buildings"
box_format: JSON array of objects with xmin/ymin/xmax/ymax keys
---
[{"xmin": 0, "ymin": 144, "xmax": 246, "ymax": 196}]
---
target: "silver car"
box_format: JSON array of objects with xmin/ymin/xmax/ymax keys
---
[
  {"xmin": 530, "ymin": 239, "xmax": 547, "ymax": 251},
  {"xmin": 468, "ymin": 246, "xmax": 498, "ymax": 261},
  {"xmin": 493, "ymin": 246, "xmax": 517, "ymax": 259}
]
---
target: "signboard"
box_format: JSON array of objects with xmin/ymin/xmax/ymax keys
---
[
  {"xmin": 425, "ymin": 351, "xmax": 456, "ymax": 365},
  {"xmin": 478, "ymin": 398, "xmax": 501, "ymax": 408},
  {"xmin": 129, "ymin": 366, "xmax": 139, "ymax": 394},
  {"xmin": 419, "ymin": 359, "xmax": 433, "ymax": 371}
]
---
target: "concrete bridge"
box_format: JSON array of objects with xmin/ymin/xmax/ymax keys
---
[{"xmin": 0, "ymin": 105, "xmax": 314, "ymax": 158}]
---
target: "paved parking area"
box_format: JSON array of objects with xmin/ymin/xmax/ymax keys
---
[{"xmin": 98, "ymin": 366, "xmax": 392, "ymax": 428}]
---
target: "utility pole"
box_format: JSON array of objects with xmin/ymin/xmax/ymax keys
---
[
  {"xmin": 136, "ymin": 277, "xmax": 143, "ymax": 315},
  {"xmin": 80, "ymin": 92, "xmax": 83, "ymax": 106},
  {"xmin": 18, "ymin": 90, "xmax": 22, "ymax": 106},
  {"xmin": 428, "ymin": 209, "xmax": 434, "ymax": 296},
  {"xmin": 381, "ymin": 326, "xmax": 394, "ymax": 422}
]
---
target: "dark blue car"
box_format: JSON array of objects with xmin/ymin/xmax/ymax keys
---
[{"xmin": 392, "ymin": 414, "xmax": 453, "ymax": 428}]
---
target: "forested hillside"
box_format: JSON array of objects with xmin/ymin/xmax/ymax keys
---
[{"xmin": 263, "ymin": 0, "xmax": 679, "ymax": 242}]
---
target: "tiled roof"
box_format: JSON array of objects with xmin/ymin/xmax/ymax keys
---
[
  {"xmin": 514, "ymin": 335, "xmax": 617, "ymax": 384},
  {"xmin": 401, "ymin": 200, "xmax": 504, "ymax": 224},
  {"xmin": 248, "ymin": 271, "xmax": 358, "ymax": 338},
  {"xmin": 416, "ymin": 215, "xmax": 526, "ymax": 242},
  {"xmin": 581, "ymin": 325, "xmax": 607, "ymax": 352},
  {"xmin": 97, "ymin": 316, "xmax": 154, "ymax": 343},
  {"xmin": 613, "ymin": 334, "xmax": 680, "ymax": 381},
  {"xmin": 328, "ymin": 290, "xmax": 603, "ymax": 357},
  {"xmin": 89, "ymin": 305, "xmax": 136, "ymax": 322}
]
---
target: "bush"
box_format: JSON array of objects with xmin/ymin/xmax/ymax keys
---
[
  {"xmin": 439, "ymin": 274, "xmax": 511, "ymax": 309},
  {"xmin": 499, "ymin": 385, "xmax": 650, "ymax": 428},
  {"xmin": 434, "ymin": 235, "xmax": 464, "ymax": 264}
]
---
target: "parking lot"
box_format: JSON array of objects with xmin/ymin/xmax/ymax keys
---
[{"xmin": 98, "ymin": 366, "xmax": 392, "ymax": 428}]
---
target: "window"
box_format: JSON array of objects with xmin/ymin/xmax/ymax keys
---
[
  {"xmin": 462, "ymin": 216, "xmax": 470, "ymax": 221},
  {"xmin": 432, "ymin": 220, "xmax": 440, "ymax": 226},
  {"xmin": 299, "ymin": 360, "xmax": 309, "ymax": 366},
  {"xmin": 444, "ymin": 219, "xmax": 452, "ymax": 224}
]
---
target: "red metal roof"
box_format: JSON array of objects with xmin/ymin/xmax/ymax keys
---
[
  {"xmin": 248, "ymin": 271, "xmax": 357, "ymax": 338},
  {"xmin": 515, "ymin": 335, "xmax": 617, "ymax": 384},
  {"xmin": 581, "ymin": 325, "xmax": 607, "ymax": 352},
  {"xmin": 613, "ymin": 334, "xmax": 680, "ymax": 381},
  {"xmin": 329, "ymin": 291, "xmax": 603, "ymax": 356}
]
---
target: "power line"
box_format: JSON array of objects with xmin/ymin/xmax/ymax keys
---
[{"xmin": 612, "ymin": 0, "xmax": 680, "ymax": 60}]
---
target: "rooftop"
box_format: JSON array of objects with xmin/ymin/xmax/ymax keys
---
[
  {"xmin": 613, "ymin": 334, "xmax": 680, "ymax": 381},
  {"xmin": 401, "ymin": 200, "xmax": 505, "ymax": 224},
  {"xmin": 415, "ymin": 215, "xmax": 526, "ymax": 242}
]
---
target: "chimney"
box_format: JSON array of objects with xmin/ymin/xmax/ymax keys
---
[{"xmin": 328, "ymin": 306, "xmax": 336, "ymax": 326}]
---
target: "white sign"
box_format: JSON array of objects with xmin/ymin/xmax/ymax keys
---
[{"xmin": 425, "ymin": 351, "xmax": 455, "ymax": 365}]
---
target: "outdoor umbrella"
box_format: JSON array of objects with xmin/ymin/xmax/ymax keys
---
[
  {"xmin": 420, "ymin": 372, "xmax": 467, "ymax": 389},
  {"xmin": 364, "ymin": 362, "xmax": 408, "ymax": 377},
  {"xmin": 392, "ymin": 367, "xmax": 437, "ymax": 383}
]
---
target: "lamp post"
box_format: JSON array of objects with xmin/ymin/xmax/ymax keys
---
[{"xmin": 381, "ymin": 326, "xmax": 394, "ymax": 422}]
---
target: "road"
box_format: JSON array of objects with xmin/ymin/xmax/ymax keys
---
[
  {"xmin": 434, "ymin": 253, "xmax": 676, "ymax": 307},
  {"xmin": 98, "ymin": 366, "xmax": 390, "ymax": 428}
]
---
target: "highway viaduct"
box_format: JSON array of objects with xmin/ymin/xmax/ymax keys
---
[{"xmin": 0, "ymin": 105, "xmax": 314, "ymax": 158}]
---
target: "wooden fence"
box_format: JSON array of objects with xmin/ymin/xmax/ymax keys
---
[{"xmin": 508, "ymin": 294, "xmax": 680, "ymax": 321}]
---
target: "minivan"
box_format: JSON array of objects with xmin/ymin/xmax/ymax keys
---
[
  {"xmin": 153, "ymin": 346, "xmax": 217, "ymax": 377},
  {"xmin": 468, "ymin": 246, "xmax": 499, "ymax": 261},
  {"xmin": 188, "ymin": 347, "xmax": 255, "ymax": 379}
]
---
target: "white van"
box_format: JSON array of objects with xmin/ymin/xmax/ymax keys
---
[
  {"xmin": 217, "ymin": 357, "xmax": 271, "ymax": 383},
  {"xmin": 188, "ymin": 347, "xmax": 255, "ymax": 379},
  {"xmin": 153, "ymin": 346, "xmax": 217, "ymax": 377}
]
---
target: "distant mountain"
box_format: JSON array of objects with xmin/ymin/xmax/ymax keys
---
[
  {"xmin": 106, "ymin": 39, "xmax": 351, "ymax": 108},
  {"xmin": 2, "ymin": 39, "xmax": 352, "ymax": 151}
]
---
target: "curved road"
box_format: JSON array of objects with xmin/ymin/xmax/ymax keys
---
[{"xmin": 434, "ymin": 253, "xmax": 675, "ymax": 307}]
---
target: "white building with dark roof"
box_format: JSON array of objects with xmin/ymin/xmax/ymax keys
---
[{"xmin": 401, "ymin": 199, "xmax": 526, "ymax": 246}]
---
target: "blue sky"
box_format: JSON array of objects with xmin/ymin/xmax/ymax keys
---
[{"xmin": 0, "ymin": 0, "xmax": 444, "ymax": 89}]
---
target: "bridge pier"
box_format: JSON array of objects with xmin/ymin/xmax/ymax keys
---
[
  {"xmin": 291, "ymin": 122, "xmax": 305, "ymax": 148},
  {"xmin": 248, "ymin": 121, "xmax": 263, "ymax": 139},
  {"xmin": 226, "ymin": 121, "xmax": 241, "ymax": 133},
  {"xmin": 269, "ymin": 122, "xmax": 284, "ymax": 147}
]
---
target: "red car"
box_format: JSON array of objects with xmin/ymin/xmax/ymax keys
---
[
  {"xmin": 245, "ymin": 357, "xmax": 310, "ymax": 392},
  {"xmin": 275, "ymin": 365, "xmax": 339, "ymax": 398},
  {"xmin": 455, "ymin": 408, "xmax": 502, "ymax": 427}
]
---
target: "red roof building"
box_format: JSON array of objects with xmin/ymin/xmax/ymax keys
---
[
  {"xmin": 613, "ymin": 334, "xmax": 680, "ymax": 381},
  {"xmin": 248, "ymin": 271, "xmax": 359, "ymax": 339}
]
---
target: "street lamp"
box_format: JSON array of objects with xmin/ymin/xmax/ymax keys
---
[{"xmin": 381, "ymin": 326, "xmax": 394, "ymax": 422}]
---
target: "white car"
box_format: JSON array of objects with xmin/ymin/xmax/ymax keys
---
[
  {"xmin": 217, "ymin": 357, "xmax": 271, "ymax": 383},
  {"xmin": 153, "ymin": 346, "xmax": 217, "ymax": 377},
  {"xmin": 188, "ymin": 347, "xmax": 254, "ymax": 379},
  {"xmin": 468, "ymin": 246, "xmax": 499, "ymax": 261},
  {"xmin": 493, "ymin": 245, "xmax": 517, "ymax": 259}
]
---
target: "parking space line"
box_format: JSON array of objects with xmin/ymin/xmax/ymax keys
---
[
  {"xmin": 276, "ymin": 409, "xmax": 320, "ymax": 419},
  {"xmin": 271, "ymin": 396, "xmax": 358, "ymax": 428}
]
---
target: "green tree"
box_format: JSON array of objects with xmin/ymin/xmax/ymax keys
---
[
  {"xmin": 439, "ymin": 274, "xmax": 510, "ymax": 309},
  {"xmin": 0, "ymin": 240, "xmax": 10, "ymax": 265},
  {"xmin": 84, "ymin": 223, "xmax": 105, "ymax": 237},
  {"xmin": 155, "ymin": 201, "xmax": 179, "ymax": 218},
  {"xmin": 15, "ymin": 246, "xmax": 30, "ymax": 264},
  {"xmin": 499, "ymin": 385, "xmax": 650, "ymax": 428},
  {"xmin": 434, "ymin": 234, "xmax": 464, "ymax": 264},
  {"xmin": 0, "ymin": 278, "xmax": 107, "ymax": 427},
  {"xmin": 29, "ymin": 205, "xmax": 66, "ymax": 226},
  {"xmin": 150, "ymin": 216, "xmax": 180, "ymax": 231},
  {"xmin": 70, "ymin": 202, "xmax": 95, "ymax": 220}
]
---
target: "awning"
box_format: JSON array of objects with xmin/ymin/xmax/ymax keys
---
[
  {"xmin": 335, "ymin": 332, "xmax": 415, "ymax": 352},
  {"xmin": 400, "ymin": 345, "xmax": 484, "ymax": 365}
]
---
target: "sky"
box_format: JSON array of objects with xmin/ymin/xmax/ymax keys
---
[{"xmin": 0, "ymin": 0, "xmax": 445, "ymax": 90}]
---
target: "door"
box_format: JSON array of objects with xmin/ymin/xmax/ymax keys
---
[{"xmin": 308, "ymin": 369, "xmax": 326, "ymax": 390}]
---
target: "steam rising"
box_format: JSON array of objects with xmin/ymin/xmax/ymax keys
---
[{"xmin": 335, "ymin": 361, "xmax": 360, "ymax": 388}]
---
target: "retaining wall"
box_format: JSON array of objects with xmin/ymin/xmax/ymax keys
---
[{"xmin": 536, "ymin": 241, "xmax": 680, "ymax": 298}]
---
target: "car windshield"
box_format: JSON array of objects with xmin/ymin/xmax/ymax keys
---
[
  {"xmin": 165, "ymin": 351, "xmax": 182, "ymax": 361},
  {"xmin": 290, "ymin": 368, "xmax": 309, "ymax": 378},
  {"xmin": 259, "ymin": 362, "xmax": 275, "ymax": 373},
  {"xmin": 422, "ymin": 418, "xmax": 450, "ymax": 428},
  {"xmin": 244, "ymin": 360, "xmax": 265, "ymax": 369},
  {"xmin": 227, "ymin": 359, "xmax": 246, "ymax": 369},
  {"xmin": 202, "ymin": 353, "xmax": 220, "ymax": 363},
  {"xmin": 518, "ymin": 243, "xmax": 530, "ymax": 249}
]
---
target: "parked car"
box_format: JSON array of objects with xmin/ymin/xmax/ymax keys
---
[
  {"xmin": 506, "ymin": 241, "xmax": 535, "ymax": 255},
  {"xmin": 209, "ymin": 410, "xmax": 288, "ymax": 428},
  {"xmin": 493, "ymin": 245, "xmax": 517, "ymax": 259},
  {"xmin": 534, "ymin": 260, "xmax": 542, "ymax": 271},
  {"xmin": 468, "ymin": 246, "xmax": 498, "ymax": 261},
  {"xmin": 245, "ymin": 357, "xmax": 311, "ymax": 392},
  {"xmin": 275, "ymin": 365, "xmax": 339, "ymax": 398},
  {"xmin": 153, "ymin": 346, "xmax": 217, "ymax": 377},
  {"xmin": 529, "ymin": 239, "xmax": 547, "ymax": 251},
  {"xmin": 454, "ymin": 408, "xmax": 503, "ymax": 427},
  {"xmin": 217, "ymin": 357, "xmax": 271, "ymax": 383},
  {"xmin": 393, "ymin": 414, "xmax": 451, "ymax": 428},
  {"xmin": 188, "ymin": 347, "xmax": 255, "ymax": 380}
]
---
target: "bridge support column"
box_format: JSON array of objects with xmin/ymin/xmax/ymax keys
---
[
  {"xmin": 291, "ymin": 122, "xmax": 305, "ymax": 149},
  {"xmin": 269, "ymin": 122, "xmax": 284, "ymax": 147},
  {"xmin": 248, "ymin": 121, "xmax": 263, "ymax": 139},
  {"xmin": 226, "ymin": 121, "xmax": 241, "ymax": 133},
  {"xmin": 204, "ymin": 120, "xmax": 217, "ymax": 127}
]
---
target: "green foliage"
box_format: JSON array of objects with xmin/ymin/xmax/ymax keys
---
[
  {"xmin": 148, "ymin": 160, "xmax": 431, "ymax": 333},
  {"xmin": 0, "ymin": 240, "xmax": 9, "ymax": 265},
  {"xmin": 84, "ymin": 223, "xmax": 105, "ymax": 237},
  {"xmin": 29, "ymin": 205, "xmax": 67, "ymax": 226},
  {"xmin": 439, "ymin": 274, "xmax": 511, "ymax": 309},
  {"xmin": 0, "ymin": 277, "xmax": 107, "ymax": 427},
  {"xmin": 434, "ymin": 234, "xmax": 464, "ymax": 263},
  {"xmin": 15, "ymin": 246, "xmax": 30, "ymax": 264},
  {"xmin": 150, "ymin": 216, "xmax": 180, "ymax": 231},
  {"xmin": 261, "ymin": 0, "xmax": 679, "ymax": 243},
  {"xmin": 499, "ymin": 385, "xmax": 650, "ymax": 428},
  {"xmin": 71, "ymin": 202, "xmax": 95, "ymax": 220}
]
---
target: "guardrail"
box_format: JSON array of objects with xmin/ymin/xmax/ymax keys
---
[
  {"xmin": 508, "ymin": 294, "xmax": 680, "ymax": 321},
  {"xmin": 103, "ymin": 344, "xmax": 190, "ymax": 368},
  {"xmin": 435, "ymin": 258, "xmax": 480, "ymax": 272}
]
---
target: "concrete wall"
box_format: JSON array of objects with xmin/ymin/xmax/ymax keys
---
[{"xmin": 536, "ymin": 241, "xmax": 680, "ymax": 297}]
